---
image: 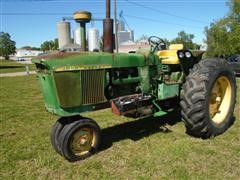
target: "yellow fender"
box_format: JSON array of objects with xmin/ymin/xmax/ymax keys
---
[{"xmin": 158, "ymin": 44, "xmax": 183, "ymax": 64}]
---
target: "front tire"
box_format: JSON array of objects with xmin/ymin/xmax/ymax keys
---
[
  {"xmin": 59, "ymin": 118, "xmax": 101, "ymax": 162},
  {"xmin": 50, "ymin": 118, "xmax": 64, "ymax": 155},
  {"xmin": 180, "ymin": 58, "xmax": 236, "ymax": 139}
]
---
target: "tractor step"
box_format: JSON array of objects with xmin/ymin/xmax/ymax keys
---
[
  {"xmin": 111, "ymin": 94, "xmax": 153, "ymax": 117},
  {"xmin": 153, "ymin": 111, "xmax": 167, "ymax": 117}
]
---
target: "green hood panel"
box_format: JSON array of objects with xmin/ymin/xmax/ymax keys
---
[{"xmin": 32, "ymin": 52, "xmax": 147, "ymax": 71}]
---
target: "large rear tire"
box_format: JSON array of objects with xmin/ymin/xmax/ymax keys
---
[{"xmin": 180, "ymin": 58, "xmax": 236, "ymax": 139}]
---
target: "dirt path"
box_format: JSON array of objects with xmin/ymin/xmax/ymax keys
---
[{"xmin": 0, "ymin": 71, "xmax": 36, "ymax": 77}]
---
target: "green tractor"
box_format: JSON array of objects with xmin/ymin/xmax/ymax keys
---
[{"xmin": 33, "ymin": 36, "xmax": 236, "ymax": 162}]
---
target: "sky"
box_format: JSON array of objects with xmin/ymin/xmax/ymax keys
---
[{"xmin": 1, "ymin": 0, "xmax": 229, "ymax": 48}]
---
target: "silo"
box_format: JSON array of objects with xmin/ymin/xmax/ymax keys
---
[
  {"xmin": 57, "ymin": 21, "xmax": 71, "ymax": 49},
  {"xmin": 74, "ymin": 27, "xmax": 81, "ymax": 46},
  {"xmin": 88, "ymin": 28, "xmax": 100, "ymax": 52},
  {"xmin": 118, "ymin": 20, "xmax": 125, "ymax": 31},
  {"xmin": 129, "ymin": 30, "xmax": 134, "ymax": 41}
]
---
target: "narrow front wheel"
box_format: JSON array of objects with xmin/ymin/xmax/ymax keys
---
[{"xmin": 59, "ymin": 118, "xmax": 101, "ymax": 162}]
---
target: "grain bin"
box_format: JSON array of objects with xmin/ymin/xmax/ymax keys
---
[
  {"xmin": 129, "ymin": 30, "xmax": 134, "ymax": 41},
  {"xmin": 118, "ymin": 20, "xmax": 125, "ymax": 31},
  {"xmin": 88, "ymin": 28, "xmax": 100, "ymax": 52},
  {"xmin": 57, "ymin": 21, "xmax": 71, "ymax": 49},
  {"xmin": 74, "ymin": 27, "xmax": 81, "ymax": 46}
]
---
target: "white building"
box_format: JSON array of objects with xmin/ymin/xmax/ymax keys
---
[
  {"xmin": 119, "ymin": 41, "xmax": 150, "ymax": 53},
  {"xmin": 117, "ymin": 20, "xmax": 134, "ymax": 46},
  {"xmin": 15, "ymin": 49, "xmax": 43, "ymax": 61},
  {"xmin": 118, "ymin": 30, "xmax": 134, "ymax": 45}
]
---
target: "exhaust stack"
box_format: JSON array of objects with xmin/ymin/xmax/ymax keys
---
[{"xmin": 103, "ymin": 0, "xmax": 114, "ymax": 53}]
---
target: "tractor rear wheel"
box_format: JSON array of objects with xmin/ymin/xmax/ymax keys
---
[
  {"xmin": 180, "ymin": 58, "xmax": 236, "ymax": 139},
  {"xmin": 59, "ymin": 118, "xmax": 101, "ymax": 162}
]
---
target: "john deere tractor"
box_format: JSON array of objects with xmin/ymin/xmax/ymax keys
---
[{"xmin": 33, "ymin": 36, "xmax": 236, "ymax": 162}]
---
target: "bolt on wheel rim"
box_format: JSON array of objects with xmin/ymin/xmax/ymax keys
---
[
  {"xmin": 70, "ymin": 128, "xmax": 96, "ymax": 156},
  {"xmin": 209, "ymin": 76, "xmax": 232, "ymax": 125}
]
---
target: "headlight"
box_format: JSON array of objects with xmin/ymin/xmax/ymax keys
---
[
  {"xmin": 185, "ymin": 51, "xmax": 192, "ymax": 58},
  {"xmin": 179, "ymin": 52, "xmax": 185, "ymax": 58}
]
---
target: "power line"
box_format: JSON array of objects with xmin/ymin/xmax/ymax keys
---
[
  {"xmin": 4, "ymin": 0, "xmax": 226, "ymax": 2},
  {"xmin": 123, "ymin": 0, "xmax": 225, "ymax": 1},
  {"xmin": 1, "ymin": 13, "xmax": 71, "ymax": 15},
  {"xmin": 4, "ymin": 0, "xmax": 61, "ymax": 1},
  {"xmin": 1, "ymin": 12, "xmax": 105, "ymax": 16},
  {"xmin": 124, "ymin": 14, "xmax": 203, "ymax": 29},
  {"xmin": 3, "ymin": 0, "xmax": 110, "ymax": 2},
  {"xmin": 125, "ymin": 0, "xmax": 208, "ymax": 24},
  {"xmin": 0, "ymin": 12, "xmax": 205, "ymax": 29}
]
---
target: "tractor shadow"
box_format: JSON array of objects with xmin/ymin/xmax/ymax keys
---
[
  {"xmin": 99, "ymin": 109, "xmax": 182, "ymax": 152},
  {"xmin": 0, "ymin": 65, "xmax": 23, "ymax": 69}
]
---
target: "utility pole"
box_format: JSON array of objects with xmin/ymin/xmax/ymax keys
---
[{"xmin": 114, "ymin": 0, "xmax": 119, "ymax": 53}]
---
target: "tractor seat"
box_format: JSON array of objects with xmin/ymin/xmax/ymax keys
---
[{"xmin": 157, "ymin": 44, "xmax": 183, "ymax": 64}]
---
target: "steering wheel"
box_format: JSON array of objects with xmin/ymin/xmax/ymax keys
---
[{"xmin": 148, "ymin": 36, "xmax": 166, "ymax": 52}]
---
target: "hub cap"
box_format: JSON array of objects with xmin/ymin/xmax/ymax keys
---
[
  {"xmin": 70, "ymin": 128, "xmax": 96, "ymax": 156},
  {"xmin": 209, "ymin": 76, "xmax": 232, "ymax": 125}
]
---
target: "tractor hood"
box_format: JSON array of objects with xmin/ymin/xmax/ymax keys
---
[{"xmin": 32, "ymin": 52, "xmax": 147, "ymax": 71}]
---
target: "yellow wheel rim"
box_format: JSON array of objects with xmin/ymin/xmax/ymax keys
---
[
  {"xmin": 70, "ymin": 127, "xmax": 96, "ymax": 156},
  {"xmin": 209, "ymin": 76, "xmax": 232, "ymax": 125}
]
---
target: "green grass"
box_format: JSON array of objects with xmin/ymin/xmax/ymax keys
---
[
  {"xmin": 0, "ymin": 60, "xmax": 36, "ymax": 73},
  {"xmin": 0, "ymin": 76, "xmax": 239, "ymax": 179}
]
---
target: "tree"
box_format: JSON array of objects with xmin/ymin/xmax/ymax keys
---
[
  {"xmin": 40, "ymin": 38, "xmax": 58, "ymax": 51},
  {"xmin": 31, "ymin": 47, "xmax": 41, "ymax": 51},
  {"xmin": 136, "ymin": 35, "xmax": 170, "ymax": 47},
  {"xmin": 170, "ymin": 31, "xmax": 200, "ymax": 50},
  {"xmin": 204, "ymin": 0, "xmax": 240, "ymax": 57},
  {"xmin": 21, "ymin": 46, "xmax": 41, "ymax": 50},
  {"xmin": 162, "ymin": 38, "xmax": 170, "ymax": 47},
  {"xmin": 0, "ymin": 32, "xmax": 16, "ymax": 60},
  {"xmin": 136, "ymin": 35, "xmax": 149, "ymax": 42},
  {"xmin": 21, "ymin": 46, "xmax": 32, "ymax": 49},
  {"xmin": 53, "ymin": 38, "xmax": 59, "ymax": 49},
  {"xmin": 205, "ymin": 18, "xmax": 240, "ymax": 57},
  {"xmin": 227, "ymin": 0, "xmax": 240, "ymax": 18}
]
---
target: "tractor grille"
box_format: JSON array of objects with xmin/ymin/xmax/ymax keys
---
[
  {"xmin": 54, "ymin": 69, "xmax": 106, "ymax": 108},
  {"xmin": 81, "ymin": 69, "xmax": 106, "ymax": 105}
]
